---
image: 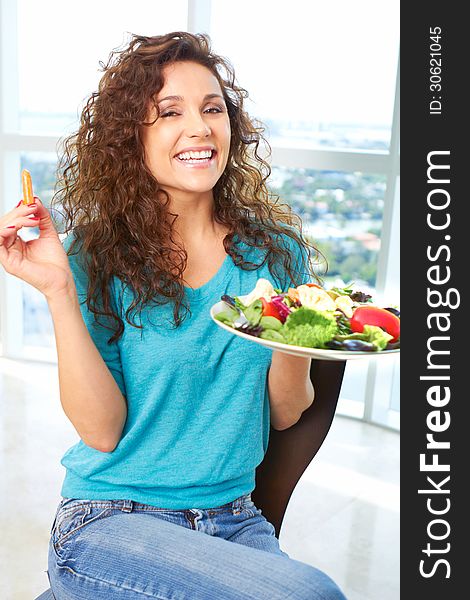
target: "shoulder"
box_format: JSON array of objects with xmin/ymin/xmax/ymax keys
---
[
  {"xmin": 235, "ymin": 223, "xmax": 312, "ymax": 289},
  {"xmin": 275, "ymin": 227, "xmax": 313, "ymax": 289},
  {"xmin": 233, "ymin": 223, "xmax": 302, "ymax": 253},
  {"xmin": 61, "ymin": 230, "xmax": 93, "ymax": 284},
  {"xmin": 61, "ymin": 227, "xmax": 87, "ymax": 259},
  {"xmin": 62, "ymin": 230, "xmax": 124, "ymax": 316},
  {"xmin": 264, "ymin": 224, "xmax": 310, "ymax": 271}
]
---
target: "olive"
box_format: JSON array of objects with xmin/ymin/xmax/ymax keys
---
[
  {"xmin": 342, "ymin": 339, "xmax": 377, "ymax": 352},
  {"xmin": 325, "ymin": 340, "xmax": 345, "ymax": 350},
  {"xmin": 384, "ymin": 307, "xmax": 400, "ymax": 318}
]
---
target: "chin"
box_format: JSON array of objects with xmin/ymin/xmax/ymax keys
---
[
  {"xmin": 181, "ymin": 180, "xmax": 221, "ymax": 194},
  {"xmin": 186, "ymin": 187, "xmax": 217, "ymax": 195}
]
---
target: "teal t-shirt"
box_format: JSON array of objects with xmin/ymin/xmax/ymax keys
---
[{"xmin": 60, "ymin": 231, "xmax": 311, "ymax": 509}]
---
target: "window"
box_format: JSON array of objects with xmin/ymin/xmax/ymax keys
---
[
  {"xmin": 269, "ymin": 167, "xmax": 387, "ymax": 291},
  {"xmin": 0, "ymin": 0, "xmax": 188, "ymax": 360},
  {"xmin": 15, "ymin": 0, "xmax": 188, "ymax": 135},
  {"xmin": 211, "ymin": 0, "xmax": 399, "ymax": 151},
  {"xmin": 1, "ymin": 0, "xmax": 399, "ymax": 429},
  {"xmin": 20, "ymin": 153, "xmax": 56, "ymax": 350},
  {"xmin": 209, "ymin": 0, "xmax": 400, "ymax": 428}
]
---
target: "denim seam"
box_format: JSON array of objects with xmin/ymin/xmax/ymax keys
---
[
  {"xmin": 61, "ymin": 501, "xmax": 238, "ymax": 513},
  {"xmin": 53, "ymin": 506, "xmax": 89, "ymax": 539},
  {"xmin": 58, "ymin": 494, "xmax": 253, "ymax": 512},
  {"xmin": 57, "ymin": 565, "xmax": 172, "ymax": 600},
  {"xmin": 60, "ymin": 502, "xmax": 123, "ymax": 512},
  {"xmin": 55, "ymin": 507, "xmax": 114, "ymax": 549},
  {"xmin": 46, "ymin": 569, "xmax": 58, "ymax": 600}
]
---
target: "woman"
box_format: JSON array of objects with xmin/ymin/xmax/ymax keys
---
[{"xmin": 0, "ymin": 32, "xmax": 346, "ymax": 600}]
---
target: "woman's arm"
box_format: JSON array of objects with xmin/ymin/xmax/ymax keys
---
[
  {"xmin": 47, "ymin": 282, "xmax": 127, "ymax": 453},
  {"xmin": 267, "ymin": 351, "xmax": 314, "ymax": 431}
]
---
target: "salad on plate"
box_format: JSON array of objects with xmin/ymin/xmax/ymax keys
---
[{"xmin": 214, "ymin": 278, "xmax": 400, "ymax": 353}]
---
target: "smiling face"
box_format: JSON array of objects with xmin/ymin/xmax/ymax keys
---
[{"xmin": 141, "ymin": 61, "xmax": 231, "ymax": 202}]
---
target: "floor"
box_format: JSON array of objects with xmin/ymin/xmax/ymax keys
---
[{"xmin": 0, "ymin": 356, "xmax": 399, "ymax": 600}]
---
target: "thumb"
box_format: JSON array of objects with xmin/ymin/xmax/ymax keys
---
[{"xmin": 32, "ymin": 197, "xmax": 60, "ymax": 238}]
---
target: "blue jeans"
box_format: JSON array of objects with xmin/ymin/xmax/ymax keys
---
[{"xmin": 47, "ymin": 493, "xmax": 347, "ymax": 599}]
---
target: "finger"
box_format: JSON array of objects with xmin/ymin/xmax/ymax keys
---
[
  {"xmin": 1, "ymin": 225, "xmax": 17, "ymax": 240},
  {"xmin": 26, "ymin": 197, "xmax": 58, "ymax": 237},
  {"xmin": 5, "ymin": 233, "xmax": 20, "ymax": 251},
  {"xmin": 5, "ymin": 200, "xmax": 38, "ymax": 221},
  {"xmin": 0, "ymin": 225, "xmax": 19, "ymax": 253},
  {"xmin": 14, "ymin": 198, "xmax": 37, "ymax": 207},
  {"xmin": 1, "ymin": 214, "xmax": 40, "ymax": 237},
  {"xmin": 16, "ymin": 202, "xmax": 38, "ymax": 215},
  {"xmin": 0, "ymin": 236, "xmax": 9, "ymax": 262},
  {"xmin": 0, "ymin": 229, "xmax": 22, "ymax": 266}
]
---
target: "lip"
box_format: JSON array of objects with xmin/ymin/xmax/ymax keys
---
[{"xmin": 174, "ymin": 146, "xmax": 216, "ymax": 157}]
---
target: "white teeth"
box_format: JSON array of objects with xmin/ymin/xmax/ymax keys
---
[{"xmin": 176, "ymin": 150, "xmax": 213, "ymax": 160}]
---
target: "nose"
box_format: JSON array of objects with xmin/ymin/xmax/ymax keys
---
[{"xmin": 184, "ymin": 110, "xmax": 211, "ymax": 138}]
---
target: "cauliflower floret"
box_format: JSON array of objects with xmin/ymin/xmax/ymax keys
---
[
  {"xmin": 296, "ymin": 285, "xmax": 336, "ymax": 312},
  {"xmin": 242, "ymin": 278, "xmax": 276, "ymax": 305},
  {"xmin": 334, "ymin": 295, "xmax": 354, "ymax": 318}
]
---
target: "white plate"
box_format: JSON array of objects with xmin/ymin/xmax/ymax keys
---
[{"xmin": 210, "ymin": 299, "xmax": 400, "ymax": 362}]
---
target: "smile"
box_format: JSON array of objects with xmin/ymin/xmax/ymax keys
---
[{"xmin": 174, "ymin": 149, "xmax": 217, "ymax": 168}]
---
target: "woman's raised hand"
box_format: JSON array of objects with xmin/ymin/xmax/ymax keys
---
[{"xmin": 0, "ymin": 197, "xmax": 74, "ymax": 301}]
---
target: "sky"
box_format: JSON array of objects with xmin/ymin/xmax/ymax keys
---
[{"xmin": 16, "ymin": 0, "xmax": 399, "ymax": 128}]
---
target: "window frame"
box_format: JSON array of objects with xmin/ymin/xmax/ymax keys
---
[{"xmin": 0, "ymin": 0, "xmax": 400, "ymax": 429}]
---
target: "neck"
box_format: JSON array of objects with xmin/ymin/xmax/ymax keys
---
[{"xmin": 164, "ymin": 190, "xmax": 226, "ymax": 247}]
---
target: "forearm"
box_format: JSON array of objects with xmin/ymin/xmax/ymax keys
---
[
  {"xmin": 47, "ymin": 283, "xmax": 127, "ymax": 452},
  {"xmin": 267, "ymin": 351, "xmax": 314, "ymax": 430}
]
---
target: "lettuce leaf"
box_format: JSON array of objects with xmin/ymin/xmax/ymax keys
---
[
  {"xmin": 260, "ymin": 329, "xmax": 287, "ymax": 343},
  {"xmin": 260, "ymin": 316, "xmax": 283, "ymax": 331},
  {"xmin": 214, "ymin": 307, "xmax": 239, "ymax": 326},
  {"xmin": 334, "ymin": 324, "xmax": 393, "ymax": 351},
  {"xmin": 243, "ymin": 299, "xmax": 263, "ymax": 325}
]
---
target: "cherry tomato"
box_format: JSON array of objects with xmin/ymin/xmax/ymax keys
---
[
  {"xmin": 261, "ymin": 298, "xmax": 282, "ymax": 321},
  {"xmin": 350, "ymin": 306, "xmax": 400, "ymax": 342}
]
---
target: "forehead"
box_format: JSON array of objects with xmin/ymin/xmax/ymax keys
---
[{"xmin": 157, "ymin": 61, "xmax": 223, "ymax": 99}]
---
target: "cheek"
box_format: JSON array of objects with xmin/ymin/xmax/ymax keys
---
[
  {"xmin": 143, "ymin": 129, "xmax": 172, "ymax": 171},
  {"xmin": 221, "ymin": 121, "xmax": 232, "ymax": 164},
  {"xmin": 216, "ymin": 120, "xmax": 231, "ymax": 160},
  {"xmin": 223, "ymin": 119, "xmax": 231, "ymax": 143}
]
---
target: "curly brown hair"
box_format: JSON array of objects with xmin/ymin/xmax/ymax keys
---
[{"xmin": 52, "ymin": 31, "xmax": 323, "ymax": 343}]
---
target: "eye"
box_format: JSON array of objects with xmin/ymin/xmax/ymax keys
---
[
  {"xmin": 160, "ymin": 111, "xmax": 179, "ymax": 118},
  {"xmin": 205, "ymin": 106, "xmax": 224, "ymax": 114}
]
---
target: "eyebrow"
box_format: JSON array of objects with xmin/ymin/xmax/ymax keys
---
[{"xmin": 157, "ymin": 93, "xmax": 225, "ymax": 105}]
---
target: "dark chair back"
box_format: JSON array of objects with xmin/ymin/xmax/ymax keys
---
[{"xmin": 252, "ymin": 359, "xmax": 346, "ymax": 537}]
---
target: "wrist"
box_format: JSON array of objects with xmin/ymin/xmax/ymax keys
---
[
  {"xmin": 271, "ymin": 349, "xmax": 311, "ymax": 370},
  {"xmin": 46, "ymin": 279, "xmax": 79, "ymax": 311}
]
